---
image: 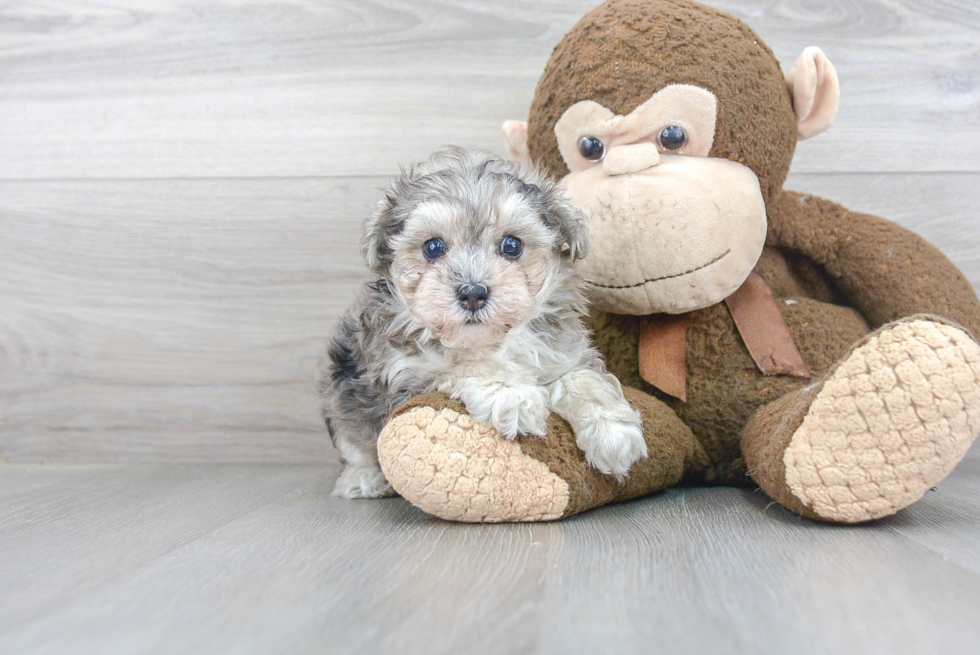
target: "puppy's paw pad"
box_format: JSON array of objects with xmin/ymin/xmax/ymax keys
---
[
  {"xmin": 580, "ymin": 420, "xmax": 648, "ymax": 480},
  {"xmin": 332, "ymin": 466, "xmax": 395, "ymax": 499}
]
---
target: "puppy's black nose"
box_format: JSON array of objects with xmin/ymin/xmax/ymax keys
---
[{"xmin": 457, "ymin": 284, "xmax": 489, "ymax": 312}]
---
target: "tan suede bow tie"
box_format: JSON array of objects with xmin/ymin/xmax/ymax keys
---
[{"xmin": 638, "ymin": 272, "xmax": 810, "ymax": 401}]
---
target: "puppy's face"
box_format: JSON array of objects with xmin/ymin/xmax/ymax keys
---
[
  {"xmin": 363, "ymin": 149, "xmax": 588, "ymax": 349},
  {"xmin": 392, "ymin": 194, "xmax": 556, "ymax": 349}
]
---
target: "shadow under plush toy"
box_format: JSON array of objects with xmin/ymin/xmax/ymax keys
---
[{"xmin": 375, "ymin": 0, "xmax": 980, "ymax": 523}]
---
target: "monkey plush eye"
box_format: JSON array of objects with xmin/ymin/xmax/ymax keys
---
[
  {"xmin": 499, "ymin": 235, "xmax": 523, "ymax": 259},
  {"xmin": 577, "ymin": 136, "xmax": 606, "ymax": 162},
  {"xmin": 657, "ymin": 125, "xmax": 688, "ymax": 152},
  {"xmin": 423, "ymin": 238, "xmax": 446, "ymax": 261}
]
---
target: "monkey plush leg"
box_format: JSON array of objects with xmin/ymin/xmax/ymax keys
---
[
  {"xmin": 376, "ymin": 388, "xmax": 709, "ymax": 522},
  {"xmin": 743, "ymin": 317, "xmax": 980, "ymax": 523}
]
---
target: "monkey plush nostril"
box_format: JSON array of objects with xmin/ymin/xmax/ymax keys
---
[
  {"xmin": 457, "ymin": 283, "xmax": 489, "ymax": 312},
  {"xmin": 602, "ymin": 142, "xmax": 661, "ymax": 176}
]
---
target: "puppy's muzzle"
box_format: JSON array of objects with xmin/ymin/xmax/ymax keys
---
[{"xmin": 457, "ymin": 283, "xmax": 489, "ymax": 312}]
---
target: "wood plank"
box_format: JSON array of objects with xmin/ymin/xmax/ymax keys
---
[
  {"xmin": 0, "ymin": 177, "xmax": 384, "ymax": 463},
  {"xmin": 1, "ymin": 462, "xmax": 978, "ymax": 654},
  {"xmin": 880, "ymin": 453, "xmax": 980, "ymax": 574},
  {"xmin": 2, "ymin": 173, "xmax": 978, "ymax": 462},
  {"xmin": 0, "ymin": 0, "xmax": 978, "ymax": 179},
  {"xmin": 0, "ymin": 462, "xmax": 551, "ymax": 654},
  {"xmin": 0, "ymin": 463, "xmax": 330, "ymax": 636},
  {"xmin": 542, "ymin": 484, "xmax": 980, "ymax": 654}
]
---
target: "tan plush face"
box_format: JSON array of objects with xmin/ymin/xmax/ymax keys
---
[
  {"xmin": 555, "ymin": 85, "xmax": 767, "ymax": 314},
  {"xmin": 508, "ymin": 0, "xmax": 841, "ymax": 317}
]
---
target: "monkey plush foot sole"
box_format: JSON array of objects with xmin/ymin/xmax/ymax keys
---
[
  {"xmin": 377, "ymin": 390, "xmax": 704, "ymax": 522},
  {"xmin": 377, "ymin": 401, "xmax": 570, "ymax": 522},
  {"xmin": 783, "ymin": 319, "xmax": 980, "ymax": 523}
]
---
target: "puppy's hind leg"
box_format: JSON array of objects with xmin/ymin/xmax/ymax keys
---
[{"xmin": 328, "ymin": 418, "xmax": 396, "ymax": 499}]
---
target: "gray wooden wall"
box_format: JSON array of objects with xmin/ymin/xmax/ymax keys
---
[{"xmin": 1, "ymin": 0, "xmax": 978, "ymax": 463}]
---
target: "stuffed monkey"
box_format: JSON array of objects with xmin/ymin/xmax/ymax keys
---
[{"xmin": 374, "ymin": 0, "xmax": 980, "ymax": 523}]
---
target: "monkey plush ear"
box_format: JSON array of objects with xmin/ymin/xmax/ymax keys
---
[
  {"xmin": 502, "ymin": 120, "xmax": 530, "ymax": 163},
  {"xmin": 786, "ymin": 47, "xmax": 840, "ymax": 140}
]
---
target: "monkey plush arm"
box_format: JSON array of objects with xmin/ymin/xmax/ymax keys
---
[{"xmin": 766, "ymin": 190, "xmax": 980, "ymax": 336}]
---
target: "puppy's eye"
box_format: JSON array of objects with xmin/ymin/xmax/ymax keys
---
[
  {"xmin": 500, "ymin": 235, "xmax": 523, "ymax": 259},
  {"xmin": 422, "ymin": 238, "xmax": 446, "ymax": 261},
  {"xmin": 657, "ymin": 125, "xmax": 688, "ymax": 152},
  {"xmin": 577, "ymin": 136, "xmax": 606, "ymax": 162}
]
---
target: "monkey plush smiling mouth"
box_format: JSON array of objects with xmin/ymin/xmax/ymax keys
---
[
  {"xmin": 516, "ymin": 83, "xmax": 771, "ymax": 317},
  {"xmin": 557, "ymin": 85, "xmax": 767, "ymax": 315},
  {"xmin": 500, "ymin": 28, "xmax": 842, "ymax": 397}
]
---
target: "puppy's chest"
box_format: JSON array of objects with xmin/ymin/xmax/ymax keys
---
[
  {"xmin": 383, "ymin": 349, "xmax": 531, "ymax": 392},
  {"xmin": 435, "ymin": 348, "xmax": 546, "ymax": 389},
  {"xmin": 390, "ymin": 333, "xmax": 557, "ymax": 394}
]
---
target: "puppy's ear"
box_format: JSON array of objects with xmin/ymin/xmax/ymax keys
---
[
  {"xmin": 361, "ymin": 193, "xmax": 398, "ymax": 274},
  {"xmin": 544, "ymin": 189, "xmax": 589, "ymax": 261}
]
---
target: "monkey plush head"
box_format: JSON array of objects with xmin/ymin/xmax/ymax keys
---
[{"xmin": 503, "ymin": 0, "xmax": 839, "ymax": 315}]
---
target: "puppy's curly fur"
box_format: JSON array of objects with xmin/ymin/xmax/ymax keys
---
[{"xmin": 318, "ymin": 147, "xmax": 646, "ymax": 499}]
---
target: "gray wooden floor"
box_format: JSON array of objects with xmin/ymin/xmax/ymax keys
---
[
  {"xmin": 2, "ymin": 454, "xmax": 979, "ymax": 654},
  {"xmin": 2, "ymin": 1, "xmax": 980, "ymax": 653}
]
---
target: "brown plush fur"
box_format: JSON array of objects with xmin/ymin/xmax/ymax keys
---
[
  {"xmin": 379, "ymin": 0, "xmax": 980, "ymax": 522},
  {"xmin": 740, "ymin": 380, "xmax": 825, "ymax": 520},
  {"xmin": 590, "ymin": 247, "xmax": 875, "ymax": 485},
  {"xmin": 390, "ymin": 388, "xmax": 711, "ymax": 518},
  {"xmin": 526, "ymin": 0, "xmax": 980, "ymax": 498},
  {"xmin": 527, "ymin": 0, "xmax": 798, "ymax": 204},
  {"xmin": 768, "ymin": 192, "xmax": 980, "ymax": 335}
]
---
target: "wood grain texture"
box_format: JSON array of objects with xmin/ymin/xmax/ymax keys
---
[
  {"xmin": 0, "ymin": 463, "xmax": 327, "ymax": 634},
  {"xmin": 0, "ymin": 0, "xmax": 978, "ymax": 178},
  {"xmin": 2, "ymin": 3, "xmax": 979, "ymax": 651},
  {"xmin": 2, "ymin": 174, "xmax": 978, "ymax": 462},
  {"xmin": 0, "ymin": 177, "xmax": 385, "ymax": 463},
  {"xmin": 0, "ymin": 459, "xmax": 978, "ymax": 654}
]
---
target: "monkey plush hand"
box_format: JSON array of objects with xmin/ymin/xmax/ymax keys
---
[{"xmin": 374, "ymin": 0, "xmax": 980, "ymax": 523}]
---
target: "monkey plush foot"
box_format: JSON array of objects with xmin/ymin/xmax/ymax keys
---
[
  {"xmin": 744, "ymin": 317, "xmax": 980, "ymax": 523},
  {"xmin": 376, "ymin": 389, "xmax": 707, "ymax": 522}
]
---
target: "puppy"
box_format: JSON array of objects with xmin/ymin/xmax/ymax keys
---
[{"xmin": 318, "ymin": 147, "xmax": 647, "ymax": 499}]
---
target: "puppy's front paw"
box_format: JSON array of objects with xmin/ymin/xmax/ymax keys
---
[
  {"xmin": 578, "ymin": 418, "xmax": 647, "ymax": 481},
  {"xmin": 332, "ymin": 465, "xmax": 395, "ymax": 499},
  {"xmin": 465, "ymin": 384, "xmax": 550, "ymax": 440}
]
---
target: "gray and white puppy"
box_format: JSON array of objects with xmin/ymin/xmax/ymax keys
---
[{"xmin": 318, "ymin": 147, "xmax": 646, "ymax": 499}]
